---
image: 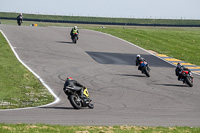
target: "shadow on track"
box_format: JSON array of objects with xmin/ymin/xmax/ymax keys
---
[
  {"xmin": 86, "ymin": 51, "xmax": 174, "ymax": 67},
  {"xmin": 56, "ymin": 41, "xmax": 74, "ymax": 44},
  {"xmin": 157, "ymin": 84, "xmax": 188, "ymax": 87},
  {"xmin": 39, "ymin": 106, "xmax": 74, "ymax": 110},
  {"xmin": 116, "ymin": 74, "xmax": 146, "ymax": 77}
]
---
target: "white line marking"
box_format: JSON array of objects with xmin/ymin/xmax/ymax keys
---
[{"xmin": 0, "ymin": 30, "xmax": 60, "ymax": 111}]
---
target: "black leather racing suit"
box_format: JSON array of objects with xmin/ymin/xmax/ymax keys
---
[
  {"xmin": 17, "ymin": 15, "xmax": 23, "ymax": 24},
  {"xmin": 175, "ymin": 66, "xmax": 191, "ymax": 80},
  {"xmin": 63, "ymin": 79, "xmax": 85, "ymax": 97}
]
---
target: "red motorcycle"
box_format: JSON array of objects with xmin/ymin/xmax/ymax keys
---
[{"xmin": 179, "ymin": 70, "xmax": 194, "ymax": 87}]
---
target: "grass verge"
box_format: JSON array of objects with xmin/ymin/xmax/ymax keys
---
[
  {"xmin": 0, "ymin": 124, "xmax": 200, "ymax": 133},
  {"xmin": 0, "ymin": 32, "xmax": 54, "ymax": 109}
]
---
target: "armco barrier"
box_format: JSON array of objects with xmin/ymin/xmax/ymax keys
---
[{"xmin": 1, "ymin": 17, "xmax": 200, "ymax": 27}]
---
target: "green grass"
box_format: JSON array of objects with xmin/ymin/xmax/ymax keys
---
[
  {"xmin": 0, "ymin": 32, "xmax": 54, "ymax": 109},
  {"xmin": 90, "ymin": 27, "xmax": 200, "ymax": 66},
  {"xmin": 1, "ymin": 12, "xmax": 200, "ymax": 25},
  {"xmin": 0, "ymin": 124, "xmax": 200, "ymax": 133}
]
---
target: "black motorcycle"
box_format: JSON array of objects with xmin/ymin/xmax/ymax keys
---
[
  {"xmin": 72, "ymin": 33, "xmax": 78, "ymax": 44},
  {"xmin": 64, "ymin": 86, "xmax": 94, "ymax": 109},
  {"xmin": 17, "ymin": 19, "xmax": 22, "ymax": 26},
  {"xmin": 139, "ymin": 61, "xmax": 150, "ymax": 77}
]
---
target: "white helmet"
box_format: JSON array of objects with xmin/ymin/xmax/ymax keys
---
[
  {"xmin": 74, "ymin": 26, "xmax": 77, "ymax": 29},
  {"xmin": 136, "ymin": 54, "xmax": 141, "ymax": 58}
]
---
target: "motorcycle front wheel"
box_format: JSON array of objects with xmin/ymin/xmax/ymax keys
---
[
  {"xmin": 88, "ymin": 102, "xmax": 94, "ymax": 109},
  {"xmin": 18, "ymin": 22, "xmax": 21, "ymax": 26},
  {"xmin": 69, "ymin": 95, "xmax": 82, "ymax": 109},
  {"xmin": 144, "ymin": 66, "xmax": 150, "ymax": 77},
  {"xmin": 73, "ymin": 36, "xmax": 77, "ymax": 44},
  {"xmin": 185, "ymin": 76, "xmax": 193, "ymax": 87}
]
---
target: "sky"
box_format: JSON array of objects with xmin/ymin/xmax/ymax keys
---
[{"xmin": 0, "ymin": 0, "xmax": 200, "ymax": 19}]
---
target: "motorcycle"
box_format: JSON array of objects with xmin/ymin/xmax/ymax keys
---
[
  {"xmin": 179, "ymin": 70, "xmax": 194, "ymax": 87},
  {"xmin": 72, "ymin": 33, "xmax": 78, "ymax": 44},
  {"xmin": 17, "ymin": 16, "xmax": 23, "ymax": 26},
  {"xmin": 140, "ymin": 61, "xmax": 150, "ymax": 77},
  {"xmin": 17, "ymin": 19, "xmax": 22, "ymax": 26},
  {"xmin": 64, "ymin": 86, "xmax": 94, "ymax": 109}
]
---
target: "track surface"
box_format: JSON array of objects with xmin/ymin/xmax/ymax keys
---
[{"xmin": 0, "ymin": 25, "xmax": 200, "ymax": 127}]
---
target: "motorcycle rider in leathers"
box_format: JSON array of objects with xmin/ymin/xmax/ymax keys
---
[
  {"xmin": 17, "ymin": 13, "xmax": 23, "ymax": 25},
  {"xmin": 63, "ymin": 77, "xmax": 86, "ymax": 98},
  {"xmin": 135, "ymin": 54, "xmax": 146, "ymax": 71},
  {"xmin": 70, "ymin": 26, "xmax": 79, "ymax": 40},
  {"xmin": 175, "ymin": 62, "xmax": 191, "ymax": 80}
]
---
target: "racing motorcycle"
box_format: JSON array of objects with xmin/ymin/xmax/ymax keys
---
[
  {"xmin": 139, "ymin": 61, "xmax": 150, "ymax": 77},
  {"xmin": 17, "ymin": 16, "xmax": 23, "ymax": 26},
  {"xmin": 17, "ymin": 19, "xmax": 22, "ymax": 26},
  {"xmin": 64, "ymin": 86, "xmax": 94, "ymax": 109},
  {"xmin": 72, "ymin": 33, "xmax": 78, "ymax": 44},
  {"xmin": 178, "ymin": 70, "xmax": 194, "ymax": 87}
]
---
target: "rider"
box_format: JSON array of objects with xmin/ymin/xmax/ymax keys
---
[
  {"xmin": 63, "ymin": 77, "xmax": 86, "ymax": 98},
  {"xmin": 175, "ymin": 62, "xmax": 191, "ymax": 80},
  {"xmin": 135, "ymin": 54, "xmax": 146, "ymax": 71},
  {"xmin": 70, "ymin": 26, "xmax": 79, "ymax": 40},
  {"xmin": 17, "ymin": 13, "xmax": 23, "ymax": 24}
]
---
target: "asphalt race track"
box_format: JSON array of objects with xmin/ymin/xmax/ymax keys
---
[{"xmin": 0, "ymin": 25, "xmax": 200, "ymax": 127}]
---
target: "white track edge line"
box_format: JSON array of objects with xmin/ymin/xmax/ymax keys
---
[
  {"xmin": 88, "ymin": 29, "xmax": 200, "ymax": 76},
  {"xmin": 0, "ymin": 30, "xmax": 60, "ymax": 111}
]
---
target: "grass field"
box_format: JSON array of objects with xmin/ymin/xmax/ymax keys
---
[
  {"xmin": 0, "ymin": 32, "xmax": 54, "ymax": 109},
  {"xmin": 0, "ymin": 123, "xmax": 200, "ymax": 133}
]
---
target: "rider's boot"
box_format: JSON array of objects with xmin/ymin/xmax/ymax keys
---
[{"xmin": 178, "ymin": 75, "xmax": 181, "ymax": 81}]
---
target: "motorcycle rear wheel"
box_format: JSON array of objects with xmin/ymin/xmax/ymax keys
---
[{"xmin": 69, "ymin": 95, "xmax": 82, "ymax": 109}]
